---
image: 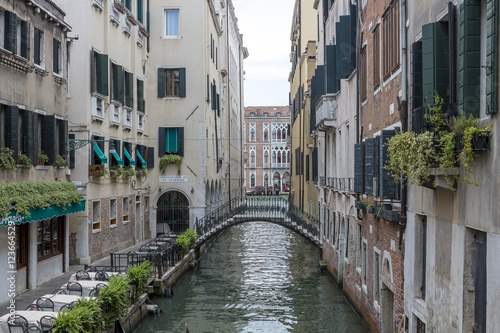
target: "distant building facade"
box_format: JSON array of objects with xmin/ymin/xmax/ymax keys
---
[{"xmin": 244, "ymin": 106, "xmax": 290, "ymax": 193}]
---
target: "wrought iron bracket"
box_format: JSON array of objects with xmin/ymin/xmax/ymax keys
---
[{"xmin": 68, "ymin": 139, "xmax": 116, "ymax": 151}]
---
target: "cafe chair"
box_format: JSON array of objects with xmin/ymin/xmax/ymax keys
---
[
  {"xmin": 36, "ymin": 297, "xmax": 54, "ymax": 312},
  {"xmin": 39, "ymin": 315, "xmax": 54, "ymax": 333},
  {"xmin": 66, "ymin": 282, "xmax": 83, "ymax": 296},
  {"xmin": 75, "ymin": 270, "xmax": 91, "ymax": 281},
  {"xmin": 95, "ymin": 271, "xmax": 109, "ymax": 281},
  {"xmin": 7, "ymin": 314, "xmax": 28, "ymax": 333}
]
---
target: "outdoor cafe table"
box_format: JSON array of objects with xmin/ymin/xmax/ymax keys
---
[
  {"xmin": 37, "ymin": 294, "xmax": 95, "ymax": 311},
  {"xmin": 62, "ymin": 280, "xmax": 108, "ymax": 297},
  {"xmin": 69, "ymin": 271, "xmax": 120, "ymax": 282},
  {"xmin": 0, "ymin": 310, "xmax": 58, "ymax": 333}
]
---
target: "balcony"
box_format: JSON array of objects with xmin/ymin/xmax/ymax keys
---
[
  {"xmin": 324, "ymin": 177, "xmax": 354, "ymax": 193},
  {"xmin": 315, "ymin": 94, "xmax": 337, "ymax": 131},
  {"xmin": 411, "ymin": 104, "xmax": 457, "ymax": 133},
  {"xmin": 272, "ymin": 162, "xmax": 290, "ymax": 169}
]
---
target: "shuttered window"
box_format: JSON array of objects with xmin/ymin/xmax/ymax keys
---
[
  {"xmin": 485, "ymin": 0, "xmax": 497, "ymax": 114},
  {"xmin": 312, "ymin": 148, "xmax": 318, "ymax": 182},
  {"xmin": 411, "ymin": 41, "xmax": 423, "ymax": 111},
  {"xmin": 382, "ymin": 1, "xmax": 400, "ymax": 79},
  {"xmin": 52, "ymin": 39, "xmax": 61, "ymax": 74},
  {"xmin": 158, "ymin": 68, "xmax": 186, "ymax": 97},
  {"xmin": 91, "ymin": 135, "xmax": 105, "ymax": 165},
  {"xmin": 147, "ymin": 147, "xmax": 155, "ymax": 168},
  {"xmin": 360, "ymin": 46, "xmax": 367, "ymax": 101},
  {"xmin": 354, "ymin": 143, "xmax": 364, "ymax": 193},
  {"xmin": 364, "ymin": 138, "xmax": 376, "ymax": 195},
  {"xmin": 459, "ymin": 0, "xmax": 481, "ymax": 117},
  {"xmin": 41, "ymin": 115, "xmax": 57, "ymax": 166},
  {"xmin": 137, "ymin": 79, "xmax": 145, "ymax": 112},
  {"xmin": 326, "ymin": 45, "xmax": 339, "ymax": 94},
  {"xmin": 5, "ymin": 106, "xmax": 19, "ymax": 162},
  {"xmin": 124, "ymin": 71, "xmax": 133, "ymax": 108},
  {"xmin": 295, "ymin": 147, "xmax": 300, "ymax": 175},
  {"xmin": 336, "ymin": 10, "xmax": 357, "ymax": 79},
  {"xmin": 34, "ymin": 28, "xmax": 43, "ymax": 66},
  {"xmin": 422, "ymin": 22, "xmax": 449, "ymax": 107},
  {"xmin": 137, "ymin": 0, "xmax": 144, "ymax": 24},
  {"xmin": 306, "ymin": 154, "xmax": 310, "ymax": 182},
  {"xmin": 58, "ymin": 119, "xmax": 68, "ymax": 160},
  {"xmin": 20, "ymin": 21, "xmax": 30, "ymax": 60},
  {"xmin": 91, "ymin": 50, "xmax": 109, "ymax": 96},
  {"xmin": 22, "ymin": 110, "xmax": 37, "ymax": 165},
  {"xmin": 373, "ymin": 25, "xmax": 381, "ymax": 89},
  {"xmin": 379, "ymin": 130, "xmax": 398, "ymax": 199},
  {"xmin": 112, "ymin": 63, "xmax": 124, "ymax": 103},
  {"xmin": 4, "ymin": 11, "xmax": 17, "ymax": 54},
  {"xmin": 158, "ymin": 127, "xmax": 184, "ymax": 156}
]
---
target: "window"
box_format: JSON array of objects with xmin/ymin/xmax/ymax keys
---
[
  {"xmin": 415, "ymin": 215, "xmax": 427, "ymax": 300},
  {"xmin": 123, "ymin": 109, "xmax": 132, "ymax": 129},
  {"xmin": 164, "ymin": 9, "xmax": 180, "ymax": 37},
  {"xmin": 110, "ymin": 198, "xmax": 117, "ymax": 226},
  {"xmin": 263, "ymin": 123, "xmax": 269, "ymax": 141},
  {"xmin": 362, "ymin": 241, "xmax": 367, "ymax": 285},
  {"xmin": 356, "ymin": 223, "xmax": 362, "ymax": 268},
  {"xmin": 249, "ymin": 123, "xmax": 256, "ymax": 142},
  {"xmin": 124, "ymin": 70, "xmax": 133, "ymax": 108},
  {"xmin": 382, "ymin": 0, "xmax": 400, "ymax": 78},
  {"xmin": 1, "ymin": 11, "xmax": 29, "ymax": 59},
  {"xmin": 123, "ymin": 197, "xmax": 129, "ymax": 222},
  {"xmin": 34, "ymin": 27, "xmax": 44, "ymax": 66},
  {"xmin": 263, "ymin": 147, "xmax": 269, "ymax": 167},
  {"xmin": 137, "ymin": 79, "xmax": 145, "ymax": 112},
  {"xmin": 374, "ymin": 251, "xmax": 380, "ymax": 302},
  {"xmin": 124, "ymin": 0, "xmax": 132, "ymax": 11},
  {"xmin": 36, "ymin": 217, "xmax": 63, "ymax": 259},
  {"xmin": 92, "ymin": 201, "xmax": 101, "ymax": 230},
  {"xmin": 52, "ymin": 39, "xmax": 61, "ymax": 74},
  {"xmin": 112, "ymin": 62, "xmax": 124, "ymax": 103},
  {"xmin": 360, "ymin": 46, "xmax": 367, "ymax": 101},
  {"xmin": 159, "ymin": 127, "xmax": 184, "ymax": 156},
  {"xmin": 249, "ymin": 146, "xmax": 256, "ymax": 168},
  {"xmin": 91, "ymin": 49, "xmax": 108, "ymax": 96},
  {"xmin": 373, "ymin": 25, "xmax": 381, "ymax": 89},
  {"xmin": 137, "ymin": 114, "xmax": 144, "ymax": 132},
  {"xmin": 92, "ymin": 96, "xmax": 104, "ymax": 120},
  {"xmin": 137, "ymin": 0, "xmax": 144, "ymax": 24},
  {"xmin": 158, "ymin": 68, "xmax": 186, "ymax": 97},
  {"xmin": 110, "ymin": 103, "xmax": 121, "ymax": 125},
  {"xmin": 250, "ymin": 171, "xmax": 256, "ymax": 188},
  {"xmin": 16, "ymin": 224, "xmax": 28, "ymax": 269}
]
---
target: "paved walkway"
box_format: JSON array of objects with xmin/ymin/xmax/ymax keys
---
[{"xmin": 0, "ymin": 240, "xmax": 149, "ymax": 316}]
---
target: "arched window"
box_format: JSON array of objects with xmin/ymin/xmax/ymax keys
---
[
  {"xmin": 250, "ymin": 173, "xmax": 256, "ymax": 188},
  {"xmin": 272, "ymin": 151, "xmax": 277, "ymax": 164},
  {"xmin": 250, "ymin": 150, "xmax": 256, "ymax": 165},
  {"xmin": 249, "ymin": 123, "xmax": 256, "ymax": 142},
  {"xmin": 264, "ymin": 150, "xmax": 269, "ymax": 166},
  {"xmin": 263, "ymin": 123, "xmax": 269, "ymax": 141}
]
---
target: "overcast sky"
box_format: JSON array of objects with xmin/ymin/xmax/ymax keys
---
[{"xmin": 232, "ymin": 0, "xmax": 295, "ymax": 107}]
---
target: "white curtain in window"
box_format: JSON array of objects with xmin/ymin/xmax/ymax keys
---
[{"xmin": 165, "ymin": 10, "xmax": 179, "ymax": 36}]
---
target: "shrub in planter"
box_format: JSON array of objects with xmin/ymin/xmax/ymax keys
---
[
  {"xmin": 137, "ymin": 167, "xmax": 148, "ymax": 179},
  {"xmin": 159, "ymin": 154, "xmax": 182, "ymax": 175},
  {"xmin": 38, "ymin": 151, "xmax": 49, "ymax": 165},
  {"xmin": 56, "ymin": 154, "xmax": 66, "ymax": 168},
  {"xmin": 127, "ymin": 261, "xmax": 152, "ymax": 301},
  {"xmin": 123, "ymin": 166, "xmax": 136, "ymax": 179},
  {"xmin": 18, "ymin": 153, "xmax": 31, "ymax": 167},
  {"xmin": 176, "ymin": 228, "xmax": 199, "ymax": 255},
  {"xmin": 110, "ymin": 165, "xmax": 124, "ymax": 179},
  {"xmin": 0, "ymin": 148, "xmax": 16, "ymax": 170},
  {"xmin": 99, "ymin": 275, "xmax": 131, "ymax": 328}
]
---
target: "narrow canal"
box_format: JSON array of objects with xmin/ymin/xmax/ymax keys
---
[{"xmin": 135, "ymin": 222, "xmax": 368, "ymax": 333}]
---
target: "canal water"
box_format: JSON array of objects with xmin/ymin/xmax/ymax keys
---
[{"xmin": 135, "ymin": 222, "xmax": 368, "ymax": 333}]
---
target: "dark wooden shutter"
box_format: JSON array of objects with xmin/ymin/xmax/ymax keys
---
[
  {"xmin": 158, "ymin": 68, "xmax": 165, "ymax": 97},
  {"xmin": 41, "ymin": 115, "xmax": 57, "ymax": 166},
  {"xmin": 69, "ymin": 134, "xmax": 75, "ymax": 168},
  {"xmin": 147, "ymin": 147, "xmax": 154, "ymax": 168},
  {"xmin": 4, "ymin": 11, "xmax": 17, "ymax": 54},
  {"xmin": 211, "ymin": 83, "xmax": 216, "ymax": 110},
  {"xmin": 354, "ymin": 143, "xmax": 364, "ymax": 193},
  {"xmin": 422, "ymin": 22, "xmax": 449, "ymax": 108},
  {"xmin": 448, "ymin": 2, "xmax": 457, "ymax": 106},
  {"xmin": 5, "ymin": 106, "xmax": 19, "ymax": 162},
  {"xmin": 113, "ymin": 64, "xmax": 124, "ymax": 103},
  {"xmin": 474, "ymin": 231, "xmax": 487, "ymax": 333},
  {"xmin": 295, "ymin": 147, "xmax": 300, "ymax": 175},
  {"xmin": 459, "ymin": 0, "xmax": 481, "ymax": 117},
  {"xmin": 323, "ymin": 0, "xmax": 329, "ymax": 22},
  {"xmin": 178, "ymin": 127, "xmax": 184, "ymax": 156},
  {"xmin": 217, "ymin": 93, "xmax": 220, "ymax": 117},
  {"xmin": 158, "ymin": 127, "xmax": 166, "ymax": 156},
  {"xmin": 326, "ymin": 45, "xmax": 339, "ymax": 94},
  {"xmin": 364, "ymin": 138, "xmax": 375, "ymax": 195},
  {"xmin": 313, "ymin": 65, "xmax": 325, "ymax": 102},
  {"xmin": 137, "ymin": 0, "xmax": 144, "ymax": 23},
  {"xmin": 411, "ymin": 42, "xmax": 423, "ymax": 111},
  {"xmin": 125, "ymin": 71, "xmax": 133, "ymax": 108},
  {"xmin": 336, "ymin": 15, "xmax": 355, "ymax": 79},
  {"xmin": 125, "ymin": 0, "xmax": 132, "ymax": 10},
  {"xmin": 137, "ymin": 79, "xmax": 144, "ymax": 112},
  {"xmin": 34, "ymin": 28, "xmax": 41, "ymax": 65},
  {"xmin": 96, "ymin": 53, "xmax": 108, "ymax": 96},
  {"xmin": 22, "ymin": 110, "xmax": 36, "ymax": 165},
  {"xmin": 21, "ymin": 21, "xmax": 30, "ymax": 59},
  {"xmin": 58, "ymin": 119, "xmax": 68, "ymax": 158},
  {"xmin": 179, "ymin": 68, "xmax": 186, "ymax": 97},
  {"xmin": 312, "ymin": 147, "xmax": 318, "ymax": 181},
  {"xmin": 306, "ymin": 154, "xmax": 310, "ymax": 182},
  {"xmin": 53, "ymin": 39, "xmax": 60, "ymax": 73},
  {"xmin": 486, "ymin": 0, "xmax": 498, "ymax": 114},
  {"xmin": 206, "ymin": 75, "xmax": 210, "ymax": 103},
  {"xmin": 379, "ymin": 130, "xmax": 397, "ymax": 199}
]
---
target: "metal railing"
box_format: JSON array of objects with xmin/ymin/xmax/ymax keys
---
[
  {"xmin": 319, "ymin": 176, "xmax": 326, "ymax": 187},
  {"xmin": 411, "ymin": 104, "xmax": 458, "ymax": 133}
]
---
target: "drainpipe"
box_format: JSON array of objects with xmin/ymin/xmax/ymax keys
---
[
  {"xmin": 356, "ymin": 0, "xmax": 361, "ymax": 209},
  {"xmin": 399, "ymin": 0, "xmax": 407, "ymax": 252}
]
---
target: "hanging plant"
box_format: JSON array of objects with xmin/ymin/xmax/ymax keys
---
[
  {"xmin": 0, "ymin": 148, "xmax": 16, "ymax": 170},
  {"xmin": 18, "ymin": 153, "xmax": 31, "ymax": 168},
  {"xmin": 159, "ymin": 154, "xmax": 182, "ymax": 175},
  {"xmin": 137, "ymin": 167, "xmax": 148, "ymax": 179},
  {"xmin": 110, "ymin": 165, "xmax": 124, "ymax": 179},
  {"xmin": 123, "ymin": 166, "xmax": 136, "ymax": 179}
]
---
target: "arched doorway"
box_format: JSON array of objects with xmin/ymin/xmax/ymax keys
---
[
  {"xmin": 273, "ymin": 171, "xmax": 281, "ymax": 191},
  {"xmin": 157, "ymin": 190, "xmax": 189, "ymax": 234}
]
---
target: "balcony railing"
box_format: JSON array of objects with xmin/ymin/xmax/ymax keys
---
[
  {"xmin": 315, "ymin": 94, "xmax": 337, "ymax": 131},
  {"xmin": 272, "ymin": 162, "xmax": 290, "ymax": 168},
  {"xmin": 319, "ymin": 176, "xmax": 326, "ymax": 187},
  {"xmin": 323, "ymin": 177, "xmax": 354, "ymax": 193},
  {"xmin": 411, "ymin": 104, "xmax": 458, "ymax": 133}
]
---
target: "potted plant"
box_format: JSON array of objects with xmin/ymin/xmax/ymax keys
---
[
  {"xmin": 113, "ymin": 0, "xmax": 125, "ymax": 13},
  {"xmin": 109, "ymin": 165, "xmax": 124, "ymax": 179},
  {"xmin": 123, "ymin": 165, "xmax": 136, "ymax": 179},
  {"xmin": 37, "ymin": 151, "xmax": 49, "ymax": 165},
  {"xmin": 137, "ymin": 167, "xmax": 148, "ymax": 179},
  {"xmin": 98, "ymin": 275, "xmax": 131, "ymax": 328},
  {"xmin": 18, "ymin": 153, "xmax": 31, "ymax": 168},
  {"xmin": 0, "ymin": 148, "xmax": 16, "ymax": 170},
  {"xmin": 127, "ymin": 13, "xmax": 137, "ymax": 25},
  {"xmin": 56, "ymin": 154, "xmax": 67, "ymax": 168},
  {"xmin": 159, "ymin": 154, "xmax": 182, "ymax": 175},
  {"xmin": 139, "ymin": 25, "xmax": 149, "ymax": 37},
  {"xmin": 126, "ymin": 261, "xmax": 152, "ymax": 302}
]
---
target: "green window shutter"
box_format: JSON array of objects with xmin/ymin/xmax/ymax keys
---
[
  {"xmin": 147, "ymin": 147, "xmax": 155, "ymax": 168},
  {"xmin": 448, "ymin": 2, "xmax": 457, "ymax": 106},
  {"xmin": 336, "ymin": 15, "xmax": 355, "ymax": 79},
  {"xmin": 58, "ymin": 119, "xmax": 68, "ymax": 157},
  {"xmin": 364, "ymin": 138, "xmax": 375, "ymax": 195},
  {"xmin": 137, "ymin": 79, "xmax": 144, "ymax": 112},
  {"xmin": 486, "ymin": 0, "xmax": 498, "ymax": 114},
  {"xmin": 379, "ymin": 130, "xmax": 397, "ymax": 199},
  {"xmin": 216, "ymin": 93, "xmax": 220, "ymax": 117},
  {"xmin": 459, "ymin": 0, "xmax": 481, "ymax": 117},
  {"xmin": 166, "ymin": 128, "xmax": 179, "ymax": 153},
  {"xmin": 179, "ymin": 68, "xmax": 186, "ymax": 97},
  {"xmin": 147, "ymin": 11, "xmax": 150, "ymax": 33},
  {"xmin": 422, "ymin": 22, "xmax": 449, "ymax": 108},
  {"xmin": 113, "ymin": 64, "xmax": 124, "ymax": 102},
  {"xmin": 125, "ymin": 0, "xmax": 131, "ymax": 11},
  {"xmin": 211, "ymin": 83, "xmax": 216, "ymax": 110},
  {"xmin": 158, "ymin": 127, "xmax": 166, "ymax": 156},
  {"xmin": 34, "ymin": 28, "xmax": 41, "ymax": 65},
  {"xmin": 5, "ymin": 106, "xmax": 19, "ymax": 162},
  {"xmin": 207, "ymin": 75, "xmax": 210, "ymax": 103},
  {"xmin": 137, "ymin": 0, "xmax": 144, "ymax": 24},
  {"xmin": 21, "ymin": 21, "xmax": 30, "ymax": 59},
  {"xmin": 306, "ymin": 154, "xmax": 310, "ymax": 182},
  {"xmin": 69, "ymin": 134, "xmax": 75, "ymax": 168},
  {"xmin": 411, "ymin": 41, "xmax": 423, "ymax": 110},
  {"xmin": 326, "ymin": 45, "xmax": 339, "ymax": 94},
  {"xmin": 354, "ymin": 143, "xmax": 364, "ymax": 193},
  {"xmin": 178, "ymin": 127, "xmax": 184, "ymax": 156},
  {"xmin": 125, "ymin": 71, "xmax": 133, "ymax": 108},
  {"xmin": 22, "ymin": 110, "xmax": 36, "ymax": 165},
  {"xmin": 312, "ymin": 147, "xmax": 318, "ymax": 180},
  {"xmin": 96, "ymin": 53, "xmax": 109, "ymax": 96},
  {"xmin": 41, "ymin": 115, "xmax": 57, "ymax": 166},
  {"xmin": 158, "ymin": 68, "xmax": 165, "ymax": 97},
  {"xmin": 4, "ymin": 11, "xmax": 17, "ymax": 54},
  {"xmin": 53, "ymin": 39, "xmax": 60, "ymax": 73}
]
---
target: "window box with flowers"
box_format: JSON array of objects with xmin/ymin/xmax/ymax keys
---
[{"xmin": 114, "ymin": 0, "xmax": 126, "ymax": 14}]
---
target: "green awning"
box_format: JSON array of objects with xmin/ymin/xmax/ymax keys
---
[
  {"xmin": 93, "ymin": 144, "xmax": 108, "ymax": 163},
  {"xmin": 1, "ymin": 199, "xmax": 86, "ymax": 227},
  {"xmin": 123, "ymin": 147, "xmax": 136, "ymax": 166},
  {"xmin": 112, "ymin": 151, "xmax": 124, "ymax": 166},
  {"xmin": 136, "ymin": 150, "xmax": 147, "ymax": 168}
]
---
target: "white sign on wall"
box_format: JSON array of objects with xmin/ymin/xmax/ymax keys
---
[{"xmin": 159, "ymin": 175, "xmax": 188, "ymax": 183}]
